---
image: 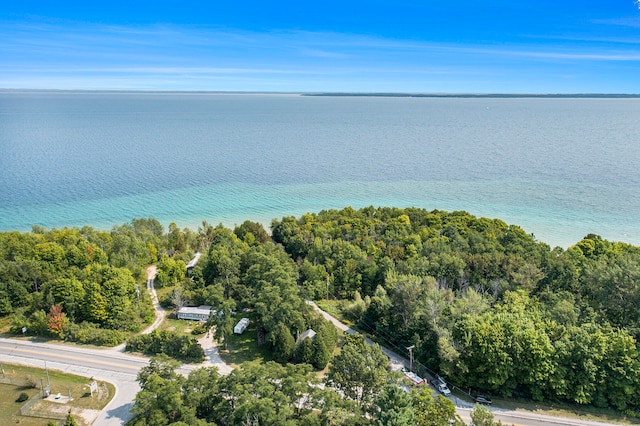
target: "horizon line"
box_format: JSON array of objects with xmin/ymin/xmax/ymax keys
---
[{"xmin": 2, "ymin": 88, "xmax": 640, "ymax": 98}]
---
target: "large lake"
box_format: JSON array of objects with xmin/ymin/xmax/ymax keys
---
[{"xmin": 1, "ymin": 91, "xmax": 639, "ymax": 248}]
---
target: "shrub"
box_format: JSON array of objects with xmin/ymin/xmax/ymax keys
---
[
  {"xmin": 126, "ymin": 330, "xmax": 204, "ymax": 362},
  {"xmin": 16, "ymin": 392, "xmax": 29, "ymax": 402},
  {"xmin": 24, "ymin": 375, "xmax": 38, "ymax": 389},
  {"xmin": 66, "ymin": 322, "xmax": 126, "ymax": 346},
  {"xmin": 191, "ymin": 323, "xmax": 208, "ymax": 335}
]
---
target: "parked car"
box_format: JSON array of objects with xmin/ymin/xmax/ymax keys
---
[
  {"xmin": 431, "ymin": 375, "xmax": 451, "ymax": 396},
  {"xmin": 474, "ymin": 395, "xmax": 492, "ymax": 405}
]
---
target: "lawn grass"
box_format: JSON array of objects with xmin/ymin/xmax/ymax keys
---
[
  {"xmin": 0, "ymin": 363, "xmax": 115, "ymax": 425},
  {"xmin": 0, "ymin": 314, "xmax": 12, "ymax": 334},
  {"xmin": 217, "ymin": 312, "xmax": 274, "ymax": 368},
  {"xmin": 158, "ymin": 316, "xmax": 205, "ymax": 335},
  {"xmin": 315, "ymin": 299, "xmax": 349, "ymax": 323},
  {"xmin": 0, "ymin": 383, "xmax": 46, "ymax": 426},
  {"xmin": 154, "ymin": 284, "xmax": 174, "ymax": 303}
]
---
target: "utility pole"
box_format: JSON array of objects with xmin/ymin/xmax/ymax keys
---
[
  {"xmin": 326, "ymin": 276, "xmax": 330, "ymax": 300},
  {"xmin": 406, "ymin": 345, "xmax": 415, "ymax": 372},
  {"xmin": 44, "ymin": 361, "xmax": 51, "ymax": 396}
]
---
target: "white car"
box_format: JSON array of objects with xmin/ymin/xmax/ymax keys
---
[{"xmin": 432, "ymin": 375, "xmax": 451, "ymax": 395}]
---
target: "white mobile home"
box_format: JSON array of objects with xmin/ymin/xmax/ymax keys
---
[
  {"xmin": 234, "ymin": 318, "xmax": 250, "ymax": 334},
  {"xmin": 177, "ymin": 305, "xmax": 212, "ymax": 321}
]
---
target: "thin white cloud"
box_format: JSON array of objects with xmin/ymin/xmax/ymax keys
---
[
  {"xmin": 3, "ymin": 19, "xmax": 640, "ymax": 65},
  {"xmin": 2, "ymin": 18, "xmax": 640, "ymax": 92},
  {"xmin": 1, "ymin": 66, "xmax": 330, "ymax": 75},
  {"xmin": 591, "ymin": 16, "xmax": 640, "ymax": 28}
]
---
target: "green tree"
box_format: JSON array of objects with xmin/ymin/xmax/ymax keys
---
[
  {"xmin": 211, "ymin": 299, "xmax": 236, "ymax": 350},
  {"xmin": 327, "ymin": 334, "xmax": 389, "ymax": 407},
  {"xmin": 413, "ymin": 387, "xmax": 464, "ymax": 426},
  {"xmin": 375, "ymin": 384, "xmax": 415, "ymax": 426},
  {"xmin": 64, "ymin": 410, "xmax": 78, "ymax": 426},
  {"xmin": 221, "ymin": 362, "xmax": 322, "ymax": 425},
  {"xmin": 0, "ymin": 290, "xmax": 12, "ymax": 315},
  {"xmin": 270, "ymin": 322, "xmax": 295, "ymax": 363},
  {"xmin": 167, "ymin": 222, "xmax": 186, "ymax": 254},
  {"xmin": 597, "ymin": 328, "xmax": 640, "ymax": 410},
  {"xmin": 42, "ymin": 277, "xmax": 85, "ymax": 319},
  {"xmin": 310, "ymin": 321, "xmax": 337, "ymax": 369},
  {"xmin": 295, "ymin": 335, "xmax": 314, "ymax": 364},
  {"xmin": 182, "ymin": 366, "xmax": 223, "ymax": 422},
  {"xmin": 82, "ymin": 281, "xmax": 109, "ymax": 323},
  {"xmin": 234, "ymin": 220, "xmax": 271, "ymax": 245},
  {"xmin": 133, "ymin": 355, "xmax": 187, "ymax": 425},
  {"xmin": 156, "ymin": 254, "xmax": 186, "ymax": 287},
  {"xmin": 470, "ymin": 404, "xmax": 500, "ymax": 426}
]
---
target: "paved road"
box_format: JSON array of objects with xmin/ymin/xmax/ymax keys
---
[
  {"xmin": 0, "ymin": 337, "xmax": 143, "ymax": 425},
  {"xmin": 0, "ymin": 274, "xmax": 232, "ymax": 426},
  {"xmin": 307, "ymin": 300, "xmax": 409, "ymax": 371},
  {"xmin": 0, "ymin": 333, "xmax": 229, "ymax": 425},
  {"xmin": 0, "ymin": 289, "xmax": 232, "ymax": 425},
  {"xmin": 0, "ymin": 300, "xmax": 623, "ymax": 426},
  {"xmin": 307, "ymin": 301, "xmax": 621, "ymax": 426}
]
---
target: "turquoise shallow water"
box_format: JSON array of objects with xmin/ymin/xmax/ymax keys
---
[
  {"xmin": 0, "ymin": 179, "xmax": 637, "ymax": 249},
  {"xmin": 1, "ymin": 92, "xmax": 639, "ymax": 248}
]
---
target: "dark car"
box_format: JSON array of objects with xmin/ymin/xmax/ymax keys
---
[{"xmin": 474, "ymin": 395, "xmax": 492, "ymax": 405}]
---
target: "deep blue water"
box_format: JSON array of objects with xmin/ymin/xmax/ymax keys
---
[{"xmin": 1, "ymin": 91, "xmax": 639, "ymax": 248}]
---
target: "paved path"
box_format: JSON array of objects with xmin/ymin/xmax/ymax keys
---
[
  {"xmin": 193, "ymin": 329, "xmax": 234, "ymax": 375},
  {"xmin": 0, "ymin": 264, "xmax": 235, "ymax": 425},
  {"xmin": 306, "ymin": 300, "xmax": 408, "ymax": 371},
  {"xmin": 0, "ymin": 337, "xmax": 144, "ymax": 425},
  {"xmin": 307, "ymin": 300, "xmax": 621, "ymax": 426},
  {"xmin": 139, "ymin": 267, "xmax": 167, "ymax": 336},
  {"xmin": 111, "ymin": 266, "xmax": 166, "ymax": 353}
]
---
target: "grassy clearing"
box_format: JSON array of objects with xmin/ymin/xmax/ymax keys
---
[
  {"xmin": 158, "ymin": 317, "xmax": 205, "ymax": 335},
  {"xmin": 217, "ymin": 313, "xmax": 274, "ymax": 368},
  {"xmin": 0, "ymin": 315, "xmax": 12, "ymax": 334},
  {"xmin": 315, "ymin": 299, "xmax": 348, "ymax": 323},
  {"xmin": 0, "ymin": 383, "xmax": 45, "ymax": 426},
  {"xmin": 0, "ymin": 363, "xmax": 114, "ymax": 425},
  {"xmin": 154, "ymin": 285, "xmax": 174, "ymax": 303}
]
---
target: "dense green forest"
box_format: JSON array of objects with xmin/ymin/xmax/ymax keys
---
[
  {"xmin": 272, "ymin": 207, "xmax": 640, "ymax": 413},
  {"xmin": 130, "ymin": 339, "xmax": 483, "ymax": 426},
  {"xmin": 0, "ymin": 220, "xmax": 170, "ymax": 345},
  {"xmin": 1, "ymin": 207, "xmax": 639, "ymax": 421}
]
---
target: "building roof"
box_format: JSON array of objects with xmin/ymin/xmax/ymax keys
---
[
  {"xmin": 298, "ymin": 328, "xmax": 316, "ymax": 342},
  {"xmin": 235, "ymin": 318, "xmax": 250, "ymax": 328},
  {"xmin": 178, "ymin": 305, "xmax": 211, "ymax": 315},
  {"xmin": 234, "ymin": 318, "xmax": 250, "ymax": 333},
  {"xmin": 404, "ymin": 371, "xmax": 424, "ymax": 385},
  {"xmin": 185, "ymin": 252, "xmax": 202, "ymax": 269}
]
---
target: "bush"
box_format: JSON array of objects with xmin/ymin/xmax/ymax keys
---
[
  {"xmin": 66, "ymin": 322, "xmax": 126, "ymax": 346},
  {"xmin": 191, "ymin": 323, "xmax": 209, "ymax": 335},
  {"xmin": 24, "ymin": 375, "xmax": 38, "ymax": 388},
  {"xmin": 126, "ymin": 330, "xmax": 204, "ymax": 362},
  {"xmin": 16, "ymin": 392, "xmax": 29, "ymax": 402}
]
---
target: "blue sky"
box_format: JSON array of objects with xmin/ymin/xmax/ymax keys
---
[{"xmin": 2, "ymin": 1, "xmax": 640, "ymax": 92}]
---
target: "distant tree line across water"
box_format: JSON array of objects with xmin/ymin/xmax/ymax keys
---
[{"xmin": 304, "ymin": 92, "xmax": 640, "ymax": 98}]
